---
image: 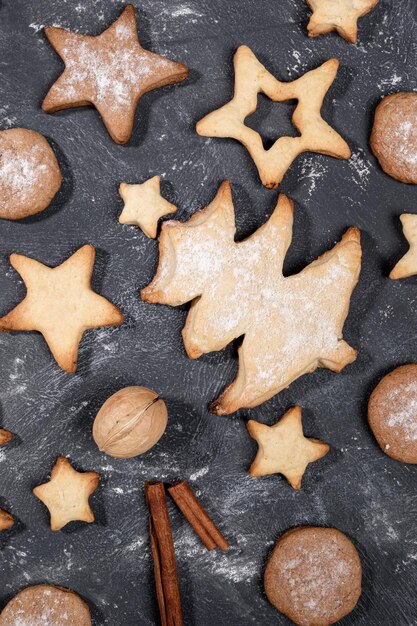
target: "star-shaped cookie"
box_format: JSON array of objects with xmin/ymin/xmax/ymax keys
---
[
  {"xmin": 33, "ymin": 456, "xmax": 100, "ymax": 531},
  {"xmin": 0, "ymin": 244, "xmax": 124, "ymax": 373},
  {"xmin": 390, "ymin": 214, "xmax": 417, "ymax": 279},
  {"xmin": 119, "ymin": 176, "xmax": 177, "ymax": 238},
  {"xmin": 196, "ymin": 46, "xmax": 350, "ymax": 189},
  {"xmin": 42, "ymin": 5, "xmax": 189, "ymax": 144},
  {"xmin": 306, "ymin": 0, "xmax": 380, "ymax": 43},
  {"xmin": 247, "ymin": 406, "xmax": 330, "ymax": 489}
]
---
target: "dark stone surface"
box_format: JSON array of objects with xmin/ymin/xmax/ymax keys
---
[{"xmin": 0, "ymin": 0, "xmax": 416, "ymax": 624}]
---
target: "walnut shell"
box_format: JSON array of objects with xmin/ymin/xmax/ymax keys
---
[{"xmin": 92, "ymin": 386, "xmax": 168, "ymax": 459}]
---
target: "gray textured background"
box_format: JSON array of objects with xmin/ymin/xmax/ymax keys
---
[{"xmin": 0, "ymin": 0, "xmax": 417, "ymax": 624}]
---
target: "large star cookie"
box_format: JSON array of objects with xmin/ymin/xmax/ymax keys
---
[
  {"xmin": 42, "ymin": 5, "xmax": 189, "ymax": 144},
  {"xmin": 247, "ymin": 407, "xmax": 330, "ymax": 489},
  {"xmin": 306, "ymin": 0, "xmax": 380, "ymax": 43},
  {"xmin": 119, "ymin": 176, "xmax": 177, "ymax": 238},
  {"xmin": 196, "ymin": 46, "xmax": 350, "ymax": 189},
  {"xmin": 142, "ymin": 181, "xmax": 362, "ymax": 414},
  {"xmin": 33, "ymin": 456, "xmax": 100, "ymax": 531},
  {"xmin": 0, "ymin": 245, "xmax": 123, "ymax": 373},
  {"xmin": 390, "ymin": 214, "xmax": 417, "ymax": 279}
]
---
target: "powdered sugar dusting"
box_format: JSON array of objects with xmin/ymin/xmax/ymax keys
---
[
  {"xmin": 53, "ymin": 14, "xmax": 175, "ymax": 113},
  {"xmin": 299, "ymin": 157, "xmax": 328, "ymax": 197},
  {"xmin": 395, "ymin": 118, "xmax": 417, "ymax": 167},
  {"xmin": 1, "ymin": 585, "xmax": 90, "ymax": 625},
  {"xmin": 348, "ymin": 148, "xmax": 371, "ymax": 188},
  {"xmin": 0, "ymin": 129, "xmax": 61, "ymax": 219},
  {"xmin": 270, "ymin": 530, "xmax": 360, "ymax": 621},
  {"xmin": 0, "ymin": 147, "xmax": 48, "ymax": 204},
  {"xmin": 385, "ymin": 382, "xmax": 417, "ymax": 442},
  {"xmin": 145, "ymin": 188, "xmax": 360, "ymax": 407}
]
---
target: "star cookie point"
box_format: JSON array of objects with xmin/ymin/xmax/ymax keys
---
[
  {"xmin": 33, "ymin": 456, "xmax": 100, "ymax": 531},
  {"xmin": 0, "ymin": 244, "xmax": 124, "ymax": 373},
  {"xmin": 119, "ymin": 175, "xmax": 177, "ymax": 238},
  {"xmin": 247, "ymin": 407, "xmax": 330, "ymax": 489},
  {"xmin": 390, "ymin": 214, "xmax": 417, "ymax": 280},
  {"xmin": 196, "ymin": 47, "xmax": 350, "ymax": 189},
  {"xmin": 42, "ymin": 4, "xmax": 189, "ymax": 144}
]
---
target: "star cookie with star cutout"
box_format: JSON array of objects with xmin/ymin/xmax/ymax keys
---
[
  {"xmin": 390, "ymin": 214, "xmax": 417, "ymax": 280},
  {"xmin": 247, "ymin": 406, "xmax": 330, "ymax": 489},
  {"xmin": 196, "ymin": 46, "xmax": 350, "ymax": 189},
  {"xmin": 42, "ymin": 5, "xmax": 189, "ymax": 144},
  {"xmin": 0, "ymin": 244, "xmax": 124, "ymax": 373},
  {"xmin": 306, "ymin": 0, "xmax": 380, "ymax": 44},
  {"xmin": 119, "ymin": 175, "xmax": 177, "ymax": 238},
  {"xmin": 33, "ymin": 456, "xmax": 100, "ymax": 531}
]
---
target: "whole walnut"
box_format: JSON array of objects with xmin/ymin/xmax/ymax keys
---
[{"xmin": 93, "ymin": 386, "xmax": 168, "ymax": 459}]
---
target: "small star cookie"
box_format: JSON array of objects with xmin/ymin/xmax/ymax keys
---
[
  {"xmin": 33, "ymin": 456, "xmax": 100, "ymax": 531},
  {"xmin": 42, "ymin": 5, "xmax": 189, "ymax": 144},
  {"xmin": 0, "ymin": 244, "xmax": 124, "ymax": 373},
  {"xmin": 0, "ymin": 508, "xmax": 14, "ymax": 532},
  {"xmin": 196, "ymin": 46, "xmax": 350, "ymax": 189},
  {"xmin": 119, "ymin": 176, "xmax": 177, "ymax": 238},
  {"xmin": 247, "ymin": 406, "xmax": 329, "ymax": 489},
  {"xmin": 390, "ymin": 214, "xmax": 417, "ymax": 280},
  {"xmin": 306, "ymin": 0, "xmax": 380, "ymax": 44}
]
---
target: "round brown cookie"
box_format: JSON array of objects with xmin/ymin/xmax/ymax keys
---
[
  {"xmin": 368, "ymin": 364, "xmax": 417, "ymax": 463},
  {"xmin": 0, "ymin": 584, "xmax": 92, "ymax": 626},
  {"xmin": 370, "ymin": 92, "xmax": 417, "ymax": 184},
  {"xmin": 0, "ymin": 128, "xmax": 62, "ymax": 220},
  {"xmin": 264, "ymin": 526, "xmax": 362, "ymax": 626}
]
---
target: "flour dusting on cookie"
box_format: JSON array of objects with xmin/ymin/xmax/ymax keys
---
[
  {"xmin": 0, "ymin": 128, "xmax": 62, "ymax": 220},
  {"xmin": 143, "ymin": 181, "xmax": 362, "ymax": 414},
  {"xmin": 369, "ymin": 364, "xmax": 417, "ymax": 463},
  {"xmin": 42, "ymin": 5, "xmax": 189, "ymax": 144}
]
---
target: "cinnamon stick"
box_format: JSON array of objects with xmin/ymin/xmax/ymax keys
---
[
  {"xmin": 145, "ymin": 482, "xmax": 183, "ymax": 626},
  {"xmin": 168, "ymin": 481, "xmax": 229, "ymax": 551}
]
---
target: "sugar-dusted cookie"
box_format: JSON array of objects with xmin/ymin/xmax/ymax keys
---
[
  {"xmin": 0, "ymin": 584, "xmax": 92, "ymax": 626},
  {"xmin": 264, "ymin": 527, "xmax": 362, "ymax": 626},
  {"xmin": 0, "ymin": 128, "xmax": 62, "ymax": 220},
  {"xmin": 119, "ymin": 176, "xmax": 177, "ymax": 238},
  {"xmin": 0, "ymin": 509, "xmax": 14, "ymax": 532},
  {"xmin": 33, "ymin": 456, "xmax": 100, "ymax": 531},
  {"xmin": 142, "ymin": 181, "xmax": 361, "ymax": 414},
  {"xmin": 390, "ymin": 214, "xmax": 417, "ymax": 279},
  {"xmin": 370, "ymin": 92, "xmax": 417, "ymax": 184},
  {"xmin": 306, "ymin": 0, "xmax": 380, "ymax": 43},
  {"xmin": 247, "ymin": 407, "xmax": 329, "ymax": 489},
  {"xmin": 42, "ymin": 5, "xmax": 189, "ymax": 144},
  {"xmin": 0, "ymin": 244, "xmax": 123, "ymax": 373},
  {"xmin": 196, "ymin": 46, "xmax": 350, "ymax": 189},
  {"xmin": 0, "ymin": 429, "xmax": 13, "ymax": 446},
  {"xmin": 368, "ymin": 364, "xmax": 417, "ymax": 463}
]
